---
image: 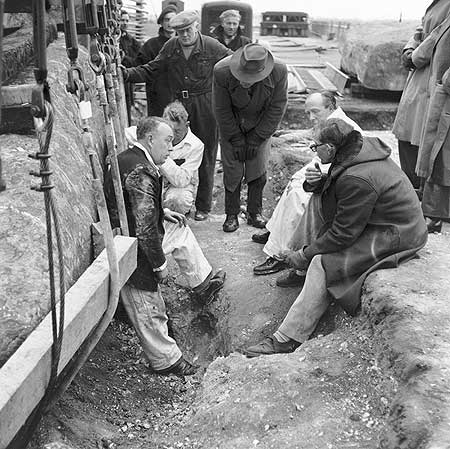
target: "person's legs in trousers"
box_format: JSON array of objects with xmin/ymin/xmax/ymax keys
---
[
  {"xmin": 121, "ymin": 284, "xmax": 182, "ymax": 371},
  {"xmin": 162, "ymin": 220, "xmax": 212, "ymax": 288},
  {"xmin": 398, "ymin": 140, "xmax": 420, "ymax": 189},
  {"xmin": 247, "ymin": 173, "xmax": 267, "ymax": 215}
]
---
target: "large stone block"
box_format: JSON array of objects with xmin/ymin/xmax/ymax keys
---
[
  {"xmin": 0, "ymin": 38, "xmax": 107, "ymax": 367},
  {"xmin": 339, "ymin": 21, "xmax": 417, "ymax": 91}
]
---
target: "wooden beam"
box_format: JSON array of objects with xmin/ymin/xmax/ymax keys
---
[
  {"xmin": 324, "ymin": 62, "xmax": 350, "ymax": 94},
  {"xmin": 307, "ymin": 69, "xmax": 338, "ymax": 92},
  {"xmin": 0, "ymin": 235, "xmax": 137, "ymax": 449}
]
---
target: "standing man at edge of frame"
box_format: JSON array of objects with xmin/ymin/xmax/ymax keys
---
[
  {"xmin": 121, "ymin": 10, "xmax": 232, "ymax": 222},
  {"xmin": 136, "ymin": 5, "xmax": 177, "ymax": 116},
  {"xmin": 213, "ymin": 43, "xmax": 288, "ymax": 233}
]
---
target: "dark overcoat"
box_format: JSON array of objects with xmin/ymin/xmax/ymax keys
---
[
  {"xmin": 105, "ymin": 146, "xmax": 165, "ymax": 292},
  {"xmin": 213, "ymin": 56, "xmax": 288, "ymax": 190},
  {"xmin": 303, "ymin": 135, "xmax": 428, "ymax": 315},
  {"xmin": 392, "ymin": 0, "xmax": 450, "ymax": 146},
  {"xmin": 213, "ymin": 25, "xmax": 251, "ymax": 51},
  {"xmin": 135, "ymin": 28, "xmax": 171, "ymax": 116}
]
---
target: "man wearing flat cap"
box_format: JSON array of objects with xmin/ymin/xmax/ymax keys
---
[
  {"xmin": 136, "ymin": 5, "xmax": 177, "ymax": 115},
  {"xmin": 213, "ymin": 9, "xmax": 251, "ymax": 51},
  {"xmin": 213, "ymin": 43, "xmax": 288, "ymax": 232},
  {"xmin": 122, "ymin": 10, "xmax": 231, "ymax": 222}
]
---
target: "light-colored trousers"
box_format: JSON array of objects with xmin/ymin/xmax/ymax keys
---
[
  {"xmin": 278, "ymin": 255, "xmax": 330, "ymax": 343},
  {"xmin": 264, "ymin": 158, "xmax": 329, "ymax": 257},
  {"xmin": 163, "ymin": 184, "xmax": 196, "ymax": 215},
  {"xmin": 121, "ymin": 220, "xmax": 212, "ymax": 370}
]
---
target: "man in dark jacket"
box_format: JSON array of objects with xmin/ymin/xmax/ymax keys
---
[
  {"xmin": 119, "ymin": 10, "xmax": 141, "ymax": 124},
  {"xmin": 213, "ymin": 43, "xmax": 288, "ymax": 232},
  {"xmin": 136, "ymin": 5, "xmax": 177, "ymax": 115},
  {"xmin": 122, "ymin": 10, "xmax": 231, "ymax": 222},
  {"xmin": 213, "ymin": 9, "xmax": 251, "ymax": 51},
  {"xmin": 104, "ymin": 116, "xmax": 225, "ymax": 375},
  {"xmin": 244, "ymin": 118, "xmax": 427, "ymax": 357}
]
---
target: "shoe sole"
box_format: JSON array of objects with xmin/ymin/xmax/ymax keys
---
[
  {"xmin": 223, "ymin": 226, "xmax": 239, "ymax": 232},
  {"xmin": 253, "ymin": 266, "xmax": 287, "ymax": 276},
  {"xmin": 247, "ymin": 222, "xmax": 267, "ymax": 229},
  {"xmin": 251, "ymin": 238, "xmax": 269, "ymax": 244}
]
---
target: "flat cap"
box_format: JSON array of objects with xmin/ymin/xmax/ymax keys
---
[{"xmin": 169, "ymin": 10, "xmax": 200, "ymax": 30}]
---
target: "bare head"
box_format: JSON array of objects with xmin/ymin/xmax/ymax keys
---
[
  {"xmin": 305, "ymin": 90, "xmax": 337, "ymax": 128},
  {"xmin": 162, "ymin": 101, "xmax": 189, "ymax": 146},
  {"xmin": 120, "ymin": 10, "xmax": 129, "ymax": 31},
  {"xmin": 220, "ymin": 9, "xmax": 241, "ymax": 38},
  {"xmin": 136, "ymin": 117, "xmax": 173, "ymax": 165}
]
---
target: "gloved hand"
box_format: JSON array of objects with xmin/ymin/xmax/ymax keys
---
[
  {"xmin": 245, "ymin": 131, "xmax": 265, "ymax": 161},
  {"xmin": 401, "ymin": 49, "xmax": 415, "ymax": 70},
  {"xmin": 229, "ymin": 134, "xmax": 246, "ymax": 162},
  {"xmin": 280, "ymin": 248, "xmax": 310, "ymax": 271},
  {"xmin": 234, "ymin": 146, "xmax": 247, "ymax": 162}
]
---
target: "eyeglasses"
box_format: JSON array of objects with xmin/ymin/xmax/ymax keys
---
[{"xmin": 309, "ymin": 142, "xmax": 329, "ymax": 152}]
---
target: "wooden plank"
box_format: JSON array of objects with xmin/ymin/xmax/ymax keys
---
[
  {"xmin": 307, "ymin": 69, "xmax": 338, "ymax": 92},
  {"xmin": 0, "ymin": 235, "xmax": 137, "ymax": 449},
  {"xmin": 324, "ymin": 62, "xmax": 349, "ymax": 94},
  {"xmin": 287, "ymin": 64, "xmax": 307, "ymax": 94},
  {"xmin": 1, "ymin": 85, "xmax": 33, "ymax": 106}
]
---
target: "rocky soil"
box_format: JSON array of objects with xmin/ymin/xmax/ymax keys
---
[{"xmin": 28, "ymin": 133, "xmax": 450, "ymax": 449}]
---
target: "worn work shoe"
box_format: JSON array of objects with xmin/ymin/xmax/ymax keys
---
[
  {"xmin": 251, "ymin": 230, "xmax": 270, "ymax": 244},
  {"xmin": 253, "ymin": 257, "xmax": 287, "ymax": 275},
  {"xmin": 247, "ymin": 213, "xmax": 267, "ymax": 229},
  {"xmin": 194, "ymin": 270, "xmax": 226, "ymax": 305},
  {"xmin": 276, "ymin": 269, "xmax": 306, "ymax": 288},
  {"xmin": 223, "ymin": 214, "xmax": 239, "ymax": 232},
  {"xmin": 195, "ymin": 210, "xmax": 209, "ymax": 221},
  {"xmin": 244, "ymin": 336, "xmax": 301, "ymax": 358},
  {"xmin": 153, "ymin": 356, "xmax": 198, "ymax": 376},
  {"xmin": 426, "ymin": 217, "xmax": 442, "ymax": 233}
]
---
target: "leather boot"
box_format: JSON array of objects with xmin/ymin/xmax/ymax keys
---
[
  {"xmin": 247, "ymin": 213, "xmax": 267, "ymax": 228},
  {"xmin": 223, "ymin": 214, "xmax": 239, "ymax": 232}
]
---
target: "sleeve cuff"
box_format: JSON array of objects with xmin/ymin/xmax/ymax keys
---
[{"xmin": 153, "ymin": 261, "xmax": 167, "ymax": 272}]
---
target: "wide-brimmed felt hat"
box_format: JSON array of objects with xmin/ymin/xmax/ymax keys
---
[{"xmin": 230, "ymin": 43, "xmax": 274, "ymax": 83}]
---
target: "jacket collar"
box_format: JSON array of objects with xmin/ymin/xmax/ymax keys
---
[{"xmin": 133, "ymin": 142, "xmax": 160, "ymax": 175}]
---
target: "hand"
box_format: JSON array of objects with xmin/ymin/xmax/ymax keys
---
[
  {"xmin": 119, "ymin": 64, "xmax": 129, "ymax": 81},
  {"xmin": 245, "ymin": 144, "xmax": 258, "ymax": 160},
  {"xmin": 234, "ymin": 146, "xmax": 247, "ymax": 162},
  {"xmin": 305, "ymin": 163, "xmax": 322, "ymax": 185},
  {"xmin": 401, "ymin": 49, "xmax": 415, "ymax": 70},
  {"xmin": 278, "ymin": 249, "xmax": 309, "ymax": 271},
  {"xmin": 155, "ymin": 267, "xmax": 169, "ymax": 284},
  {"xmin": 164, "ymin": 208, "xmax": 186, "ymax": 227},
  {"xmin": 442, "ymin": 68, "xmax": 450, "ymax": 95}
]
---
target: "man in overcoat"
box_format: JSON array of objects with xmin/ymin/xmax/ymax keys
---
[
  {"xmin": 135, "ymin": 5, "xmax": 177, "ymax": 115},
  {"xmin": 105, "ymin": 117, "xmax": 225, "ymax": 375},
  {"xmin": 212, "ymin": 9, "xmax": 251, "ymax": 51},
  {"xmin": 416, "ymin": 9, "xmax": 450, "ymax": 231},
  {"xmin": 245, "ymin": 118, "xmax": 427, "ymax": 357},
  {"xmin": 213, "ymin": 43, "xmax": 288, "ymax": 232},
  {"xmin": 392, "ymin": 0, "xmax": 450, "ymax": 190},
  {"xmin": 122, "ymin": 10, "xmax": 231, "ymax": 222}
]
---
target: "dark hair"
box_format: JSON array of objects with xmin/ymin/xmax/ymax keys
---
[
  {"xmin": 136, "ymin": 116, "xmax": 170, "ymax": 140},
  {"xmin": 320, "ymin": 90, "xmax": 337, "ymax": 111},
  {"xmin": 120, "ymin": 10, "xmax": 129, "ymax": 17},
  {"xmin": 157, "ymin": 5, "xmax": 177, "ymax": 24},
  {"xmin": 163, "ymin": 100, "xmax": 189, "ymax": 123},
  {"xmin": 319, "ymin": 118, "xmax": 358, "ymax": 148}
]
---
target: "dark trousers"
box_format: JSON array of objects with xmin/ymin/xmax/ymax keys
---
[
  {"xmin": 181, "ymin": 93, "xmax": 219, "ymax": 213},
  {"xmin": 398, "ymin": 140, "xmax": 420, "ymax": 189},
  {"xmin": 225, "ymin": 173, "xmax": 267, "ymax": 216}
]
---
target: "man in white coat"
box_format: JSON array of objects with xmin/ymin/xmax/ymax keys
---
[{"xmin": 252, "ymin": 91, "xmax": 362, "ymax": 284}]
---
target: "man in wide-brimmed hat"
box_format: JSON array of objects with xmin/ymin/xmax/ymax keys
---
[{"xmin": 213, "ymin": 43, "xmax": 288, "ymax": 232}]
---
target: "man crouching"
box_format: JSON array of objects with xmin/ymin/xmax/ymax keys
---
[{"xmin": 105, "ymin": 117, "xmax": 225, "ymax": 376}]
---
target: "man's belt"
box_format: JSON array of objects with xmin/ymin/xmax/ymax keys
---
[{"xmin": 176, "ymin": 89, "xmax": 210, "ymax": 99}]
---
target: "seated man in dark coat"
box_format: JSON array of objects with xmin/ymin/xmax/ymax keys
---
[
  {"xmin": 245, "ymin": 118, "xmax": 428, "ymax": 357},
  {"xmin": 105, "ymin": 117, "xmax": 225, "ymax": 375},
  {"xmin": 213, "ymin": 9, "xmax": 251, "ymax": 51}
]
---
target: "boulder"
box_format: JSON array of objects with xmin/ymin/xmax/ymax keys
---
[
  {"xmin": 0, "ymin": 38, "xmax": 106, "ymax": 367},
  {"xmin": 339, "ymin": 21, "xmax": 417, "ymax": 91}
]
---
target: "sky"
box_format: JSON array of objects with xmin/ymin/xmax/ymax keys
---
[{"xmin": 143, "ymin": 0, "xmax": 429, "ymax": 21}]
